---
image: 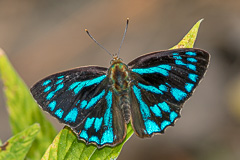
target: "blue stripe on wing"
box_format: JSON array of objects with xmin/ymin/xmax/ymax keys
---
[
  {"xmin": 132, "ymin": 64, "xmax": 172, "ymax": 76},
  {"xmin": 68, "ymin": 75, "xmax": 106, "ymax": 95}
]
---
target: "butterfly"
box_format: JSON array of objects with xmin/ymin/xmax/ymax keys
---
[{"xmin": 30, "ymin": 19, "xmax": 210, "ymax": 148}]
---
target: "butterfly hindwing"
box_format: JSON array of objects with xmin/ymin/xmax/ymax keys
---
[
  {"xmin": 128, "ymin": 48, "xmax": 209, "ymax": 137},
  {"xmin": 73, "ymin": 90, "xmax": 127, "ymax": 147},
  {"xmin": 130, "ymin": 84, "xmax": 180, "ymax": 137}
]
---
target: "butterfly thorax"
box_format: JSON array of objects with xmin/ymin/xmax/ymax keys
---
[
  {"xmin": 108, "ymin": 58, "xmax": 131, "ymax": 94},
  {"xmin": 108, "ymin": 58, "xmax": 131, "ymax": 123}
]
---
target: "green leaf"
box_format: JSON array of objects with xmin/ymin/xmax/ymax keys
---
[
  {"xmin": 0, "ymin": 139, "xmax": 2, "ymax": 146},
  {"xmin": 41, "ymin": 19, "xmax": 203, "ymax": 160},
  {"xmin": 0, "ymin": 124, "xmax": 40, "ymax": 160},
  {"xmin": 42, "ymin": 124, "xmax": 134, "ymax": 160},
  {"xmin": 0, "ymin": 49, "xmax": 57, "ymax": 159},
  {"xmin": 171, "ymin": 19, "xmax": 203, "ymax": 49}
]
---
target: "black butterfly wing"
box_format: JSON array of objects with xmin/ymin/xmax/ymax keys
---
[
  {"xmin": 30, "ymin": 66, "xmax": 126, "ymax": 147},
  {"xmin": 128, "ymin": 48, "xmax": 210, "ymax": 137}
]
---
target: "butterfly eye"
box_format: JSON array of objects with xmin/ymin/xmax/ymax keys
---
[{"xmin": 110, "ymin": 59, "xmax": 114, "ymax": 64}]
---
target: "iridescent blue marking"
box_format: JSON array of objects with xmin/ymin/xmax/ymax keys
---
[
  {"xmin": 42, "ymin": 80, "xmax": 51, "ymax": 86},
  {"xmin": 80, "ymin": 130, "xmax": 88, "ymax": 140},
  {"xmin": 186, "ymin": 51, "xmax": 196, "ymax": 56},
  {"xmin": 48, "ymin": 101, "xmax": 56, "ymax": 111},
  {"xmin": 145, "ymin": 120, "xmax": 160, "ymax": 134},
  {"xmin": 85, "ymin": 90, "xmax": 105, "ymax": 109},
  {"xmin": 165, "ymin": 82, "xmax": 171, "ymax": 87},
  {"xmin": 161, "ymin": 120, "xmax": 171, "ymax": 130},
  {"xmin": 89, "ymin": 136, "xmax": 100, "ymax": 144},
  {"xmin": 159, "ymin": 84, "xmax": 167, "ymax": 92},
  {"xmin": 188, "ymin": 73, "xmax": 198, "ymax": 82},
  {"xmin": 170, "ymin": 88, "xmax": 187, "ymax": 101},
  {"xmin": 185, "ymin": 83, "xmax": 194, "ymax": 92},
  {"xmin": 101, "ymin": 129, "xmax": 114, "ymax": 145},
  {"xmin": 94, "ymin": 117, "xmax": 103, "ymax": 132},
  {"xmin": 187, "ymin": 57, "xmax": 197, "ymax": 63},
  {"xmin": 175, "ymin": 60, "xmax": 185, "ymax": 65},
  {"xmin": 64, "ymin": 107, "xmax": 78, "ymax": 123},
  {"xmin": 46, "ymin": 83, "xmax": 64, "ymax": 100},
  {"xmin": 76, "ymin": 100, "xmax": 80, "ymax": 106},
  {"xmin": 58, "ymin": 75, "xmax": 64, "ymax": 79},
  {"xmin": 150, "ymin": 104, "xmax": 162, "ymax": 117},
  {"xmin": 104, "ymin": 91, "xmax": 113, "ymax": 126},
  {"xmin": 56, "ymin": 83, "xmax": 64, "ymax": 90},
  {"xmin": 170, "ymin": 111, "xmax": 178, "ymax": 122},
  {"xmin": 69, "ymin": 75, "xmax": 106, "ymax": 95},
  {"xmin": 85, "ymin": 75, "xmax": 106, "ymax": 87},
  {"xmin": 132, "ymin": 64, "xmax": 171, "ymax": 76},
  {"xmin": 46, "ymin": 92, "xmax": 54, "ymax": 100},
  {"xmin": 44, "ymin": 86, "xmax": 51, "ymax": 92},
  {"xmin": 133, "ymin": 85, "xmax": 151, "ymax": 120},
  {"xmin": 80, "ymin": 100, "xmax": 87, "ymax": 109},
  {"xmin": 56, "ymin": 79, "xmax": 63, "ymax": 84},
  {"xmin": 159, "ymin": 64, "xmax": 172, "ymax": 70},
  {"xmin": 175, "ymin": 60, "xmax": 196, "ymax": 71},
  {"xmin": 172, "ymin": 53, "xmax": 182, "ymax": 59},
  {"xmin": 187, "ymin": 64, "xmax": 196, "ymax": 71},
  {"xmin": 84, "ymin": 117, "xmax": 95, "ymax": 130},
  {"xmin": 72, "ymin": 82, "xmax": 85, "ymax": 95},
  {"xmin": 158, "ymin": 102, "xmax": 170, "ymax": 112},
  {"xmin": 138, "ymin": 83, "xmax": 163, "ymax": 94},
  {"xmin": 69, "ymin": 82, "xmax": 80, "ymax": 90},
  {"xmin": 101, "ymin": 91, "xmax": 114, "ymax": 145},
  {"xmin": 55, "ymin": 109, "xmax": 64, "ymax": 118}
]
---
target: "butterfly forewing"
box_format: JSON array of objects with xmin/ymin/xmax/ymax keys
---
[
  {"xmin": 129, "ymin": 48, "xmax": 209, "ymax": 105},
  {"xmin": 128, "ymin": 48, "xmax": 209, "ymax": 137},
  {"xmin": 31, "ymin": 66, "xmax": 108, "ymax": 127}
]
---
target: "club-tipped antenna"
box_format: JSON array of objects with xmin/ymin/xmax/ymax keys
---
[
  {"xmin": 117, "ymin": 18, "xmax": 129, "ymax": 57},
  {"xmin": 85, "ymin": 29, "xmax": 113, "ymax": 57}
]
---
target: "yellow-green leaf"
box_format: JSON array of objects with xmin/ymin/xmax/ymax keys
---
[
  {"xmin": 0, "ymin": 124, "xmax": 40, "ymax": 160},
  {"xmin": 171, "ymin": 19, "xmax": 203, "ymax": 49},
  {"xmin": 0, "ymin": 49, "xmax": 57, "ymax": 159}
]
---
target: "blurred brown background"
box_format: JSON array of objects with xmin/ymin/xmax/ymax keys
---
[{"xmin": 1, "ymin": 0, "xmax": 240, "ymax": 159}]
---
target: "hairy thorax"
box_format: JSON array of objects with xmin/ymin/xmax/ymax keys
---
[{"xmin": 108, "ymin": 58, "xmax": 131, "ymax": 123}]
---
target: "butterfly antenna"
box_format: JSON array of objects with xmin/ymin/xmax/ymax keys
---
[
  {"xmin": 85, "ymin": 29, "xmax": 113, "ymax": 57},
  {"xmin": 117, "ymin": 18, "xmax": 129, "ymax": 57}
]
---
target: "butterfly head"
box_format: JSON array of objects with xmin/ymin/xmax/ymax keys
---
[{"xmin": 110, "ymin": 55, "xmax": 123, "ymax": 65}]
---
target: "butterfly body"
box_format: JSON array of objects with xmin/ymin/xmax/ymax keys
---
[
  {"xmin": 31, "ymin": 48, "xmax": 209, "ymax": 147},
  {"xmin": 108, "ymin": 57, "xmax": 133, "ymax": 123}
]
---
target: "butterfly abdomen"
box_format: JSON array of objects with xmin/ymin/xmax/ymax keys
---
[{"xmin": 119, "ymin": 94, "xmax": 131, "ymax": 123}]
